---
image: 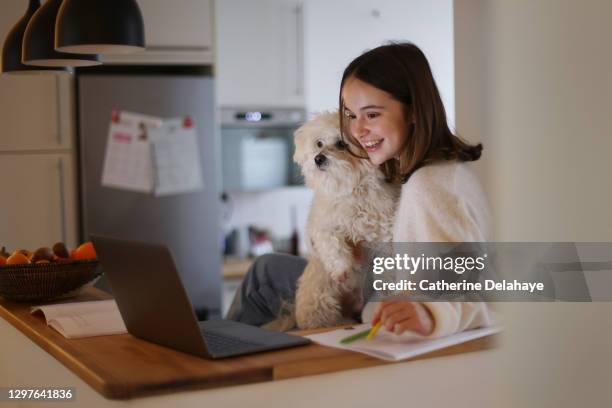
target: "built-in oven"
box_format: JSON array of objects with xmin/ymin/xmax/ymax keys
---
[{"xmin": 220, "ymin": 107, "xmax": 306, "ymax": 191}]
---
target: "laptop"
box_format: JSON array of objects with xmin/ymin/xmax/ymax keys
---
[{"xmin": 91, "ymin": 235, "xmax": 310, "ymax": 359}]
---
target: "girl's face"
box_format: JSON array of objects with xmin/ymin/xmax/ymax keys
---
[{"xmin": 341, "ymin": 77, "xmax": 410, "ymax": 166}]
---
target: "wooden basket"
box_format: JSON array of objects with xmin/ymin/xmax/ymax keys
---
[{"xmin": 0, "ymin": 260, "xmax": 102, "ymax": 302}]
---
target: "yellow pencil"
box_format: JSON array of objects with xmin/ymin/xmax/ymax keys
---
[{"xmin": 366, "ymin": 321, "xmax": 382, "ymax": 341}]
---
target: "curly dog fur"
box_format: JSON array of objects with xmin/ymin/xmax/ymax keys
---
[{"xmin": 291, "ymin": 111, "xmax": 399, "ymax": 329}]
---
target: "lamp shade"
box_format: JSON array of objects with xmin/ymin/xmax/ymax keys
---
[
  {"xmin": 1, "ymin": 0, "xmax": 69, "ymax": 74},
  {"xmin": 22, "ymin": 0, "xmax": 101, "ymax": 67},
  {"xmin": 55, "ymin": 0, "xmax": 145, "ymax": 55}
]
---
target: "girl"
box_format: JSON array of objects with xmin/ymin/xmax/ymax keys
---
[{"xmin": 227, "ymin": 42, "xmax": 492, "ymax": 338}]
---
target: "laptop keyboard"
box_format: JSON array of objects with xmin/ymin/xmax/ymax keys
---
[{"xmin": 202, "ymin": 330, "xmax": 262, "ymax": 355}]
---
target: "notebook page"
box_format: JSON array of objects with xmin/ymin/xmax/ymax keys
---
[{"xmin": 305, "ymin": 323, "xmax": 502, "ymax": 362}]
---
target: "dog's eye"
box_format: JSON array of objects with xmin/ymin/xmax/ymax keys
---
[
  {"xmin": 335, "ymin": 140, "xmax": 347, "ymax": 150},
  {"xmin": 316, "ymin": 140, "xmax": 324, "ymax": 148}
]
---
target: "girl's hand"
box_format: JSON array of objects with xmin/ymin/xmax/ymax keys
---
[{"xmin": 372, "ymin": 301, "xmax": 435, "ymax": 336}]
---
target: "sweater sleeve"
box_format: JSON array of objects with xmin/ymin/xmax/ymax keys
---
[{"xmin": 361, "ymin": 162, "xmax": 494, "ymax": 339}]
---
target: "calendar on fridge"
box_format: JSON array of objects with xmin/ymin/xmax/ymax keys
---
[
  {"xmin": 101, "ymin": 110, "xmax": 204, "ymax": 196},
  {"xmin": 100, "ymin": 111, "xmax": 163, "ymax": 193}
]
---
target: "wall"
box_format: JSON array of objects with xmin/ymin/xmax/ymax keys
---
[
  {"xmin": 303, "ymin": 0, "xmax": 455, "ymax": 127},
  {"xmin": 454, "ymin": 2, "xmax": 612, "ymax": 406},
  {"xmin": 455, "ymin": 0, "xmax": 612, "ymax": 241}
]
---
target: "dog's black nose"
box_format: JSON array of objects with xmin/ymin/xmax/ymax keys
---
[{"xmin": 314, "ymin": 154, "xmax": 327, "ymax": 167}]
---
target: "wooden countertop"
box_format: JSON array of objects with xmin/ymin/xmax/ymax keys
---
[
  {"xmin": 0, "ymin": 288, "xmax": 497, "ymax": 400},
  {"xmin": 222, "ymin": 256, "xmax": 256, "ymax": 279}
]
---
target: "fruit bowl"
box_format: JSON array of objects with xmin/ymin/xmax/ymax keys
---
[{"xmin": 0, "ymin": 260, "xmax": 102, "ymax": 302}]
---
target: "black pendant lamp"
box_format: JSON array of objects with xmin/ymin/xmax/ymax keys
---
[
  {"xmin": 55, "ymin": 0, "xmax": 145, "ymax": 55},
  {"xmin": 1, "ymin": 0, "xmax": 68, "ymax": 74},
  {"xmin": 22, "ymin": 0, "xmax": 101, "ymax": 67}
]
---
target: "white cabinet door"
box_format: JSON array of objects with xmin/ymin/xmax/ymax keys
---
[
  {"xmin": 0, "ymin": 153, "xmax": 78, "ymax": 251},
  {"xmin": 105, "ymin": 0, "xmax": 214, "ymax": 64},
  {"xmin": 138, "ymin": 0, "xmax": 213, "ymax": 49},
  {"xmin": 0, "ymin": 75, "xmax": 73, "ymax": 152},
  {"xmin": 215, "ymin": 0, "xmax": 304, "ymax": 107}
]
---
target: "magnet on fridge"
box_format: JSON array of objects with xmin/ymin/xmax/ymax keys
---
[
  {"xmin": 111, "ymin": 108, "xmax": 121, "ymax": 124},
  {"xmin": 183, "ymin": 115, "xmax": 193, "ymax": 128},
  {"xmin": 137, "ymin": 121, "xmax": 148, "ymax": 141}
]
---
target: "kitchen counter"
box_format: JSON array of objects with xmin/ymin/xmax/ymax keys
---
[
  {"xmin": 222, "ymin": 256, "xmax": 256, "ymax": 280},
  {"xmin": 2, "ymin": 290, "xmax": 611, "ymax": 407},
  {"xmin": 0, "ymin": 288, "xmax": 500, "ymax": 405}
]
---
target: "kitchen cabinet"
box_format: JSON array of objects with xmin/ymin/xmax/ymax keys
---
[
  {"xmin": 0, "ymin": 100, "xmax": 78, "ymax": 251},
  {"xmin": 0, "ymin": 75, "xmax": 74, "ymax": 152},
  {"xmin": 215, "ymin": 0, "xmax": 304, "ymax": 107},
  {"xmin": 0, "ymin": 1, "xmax": 78, "ymax": 251},
  {"xmin": 103, "ymin": 0, "xmax": 214, "ymax": 65},
  {"xmin": 139, "ymin": 0, "xmax": 213, "ymax": 49},
  {"xmin": 0, "ymin": 153, "xmax": 78, "ymax": 250},
  {"xmin": 216, "ymin": 0, "xmax": 453, "ymax": 112}
]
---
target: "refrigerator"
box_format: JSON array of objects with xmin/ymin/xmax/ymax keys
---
[{"xmin": 77, "ymin": 69, "xmax": 221, "ymax": 319}]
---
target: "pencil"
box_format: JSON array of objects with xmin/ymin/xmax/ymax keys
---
[
  {"xmin": 339, "ymin": 328, "xmax": 371, "ymax": 344},
  {"xmin": 366, "ymin": 321, "xmax": 382, "ymax": 341},
  {"xmin": 340, "ymin": 322, "xmax": 382, "ymax": 344}
]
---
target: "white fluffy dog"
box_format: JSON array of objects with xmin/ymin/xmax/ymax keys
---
[{"xmin": 292, "ymin": 111, "xmax": 399, "ymax": 329}]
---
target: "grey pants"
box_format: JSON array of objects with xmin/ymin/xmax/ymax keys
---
[{"xmin": 225, "ymin": 253, "xmax": 307, "ymax": 326}]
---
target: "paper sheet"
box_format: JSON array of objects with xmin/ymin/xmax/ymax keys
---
[
  {"xmin": 305, "ymin": 324, "xmax": 503, "ymax": 361},
  {"xmin": 101, "ymin": 111, "xmax": 163, "ymax": 193},
  {"xmin": 148, "ymin": 118, "xmax": 204, "ymax": 196}
]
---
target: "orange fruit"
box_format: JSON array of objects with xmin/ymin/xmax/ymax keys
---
[
  {"xmin": 0, "ymin": 255, "xmax": 6, "ymax": 266},
  {"xmin": 74, "ymin": 242, "xmax": 97, "ymax": 260},
  {"xmin": 6, "ymin": 252, "xmax": 31, "ymax": 265},
  {"xmin": 17, "ymin": 249, "xmax": 33, "ymax": 260}
]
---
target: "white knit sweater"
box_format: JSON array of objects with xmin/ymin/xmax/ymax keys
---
[{"xmin": 361, "ymin": 160, "xmax": 494, "ymax": 338}]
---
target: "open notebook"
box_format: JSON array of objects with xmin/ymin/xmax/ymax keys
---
[
  {"xmin": 305, "ymin": 324, "xmax": 502, "ymax": 362},
  {"xmin": 31, "ymin": 300, "xmax": 127, "ymax": 339}
]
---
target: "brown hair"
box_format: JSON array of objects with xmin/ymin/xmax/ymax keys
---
[{"xmin": 339, "ymin": 42, "xmax": 482, "ymax": 183}]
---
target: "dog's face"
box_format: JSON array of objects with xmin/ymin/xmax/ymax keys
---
[{"xmin": 293, "ymin": 111, "xmax": 381, "ymax": 195}]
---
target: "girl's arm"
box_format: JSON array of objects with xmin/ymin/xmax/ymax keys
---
[{"xmin": 361, "ymin": 162, "xmax": 494, "ymax": 338}]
